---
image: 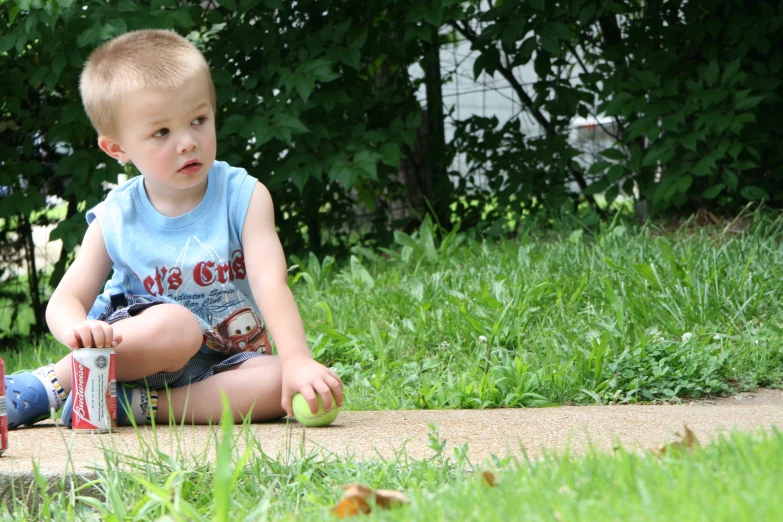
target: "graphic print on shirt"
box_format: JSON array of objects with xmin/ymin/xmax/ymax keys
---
[
  {"xmin": 139, "ymin": 235, "xmax": 270, "ymax": 356},
  {"xmin": 203, "ymin": 307, "xmax": 271, "ymax": 356}
]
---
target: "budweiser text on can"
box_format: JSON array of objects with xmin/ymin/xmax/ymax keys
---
[
  {"xmin": 0, "ymin": 356, "xmax": 7, "ymax": 454},
  {"xmin": 71, "ymin": 348, "xmax": 117, "ymax": 432}
]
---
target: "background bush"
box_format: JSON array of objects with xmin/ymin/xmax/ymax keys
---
[{"xmin": 1, "ymin": 0, "xmax": 782, "ymax": 336}]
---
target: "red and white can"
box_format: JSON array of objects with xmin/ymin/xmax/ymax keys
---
[
  {"xmin": 71, "ymin": 348, "xmax": 117, "ymax": 432},
  {"xmin": 0, "ymin": 356, "xmax": 8, "ymax": 454}
]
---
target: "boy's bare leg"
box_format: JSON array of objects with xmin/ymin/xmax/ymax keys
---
[
  {"xmin": 52, "ymin": 304, "xmax": 203, "ymax": 393},
  {"xmin": 157, "ymin": 355, "xmax": 286, "ymax": 424}
]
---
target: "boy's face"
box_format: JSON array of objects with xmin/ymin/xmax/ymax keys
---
[{"xmin": 98, "ymin": 74, "xmax": 217, "ymax": 200}]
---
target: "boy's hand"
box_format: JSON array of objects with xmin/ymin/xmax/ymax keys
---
[
  {"xmin": 281, "ymin": 355, "xmax": 343, "ymax": 417},
  {"xmin": 65, "ymin": 320, "xmax": 122, "ymax": 349}
]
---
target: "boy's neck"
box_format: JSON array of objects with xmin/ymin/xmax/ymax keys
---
[{"xmin": 142, "ymin": 177, "xmax": 209, "ymax": 218}]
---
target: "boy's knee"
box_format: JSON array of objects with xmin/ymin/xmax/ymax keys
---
[
  {"xmin": 150, "ymin": 303, "xmax": 203, "ymax": 357},
  {"xmin": 170, "ymin": 304, "xmax": 202, "ymax": 340}
]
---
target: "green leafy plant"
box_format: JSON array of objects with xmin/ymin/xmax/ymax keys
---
[{"xmin": 3, "ymin": 0, "xmax": 783, "ymax": 337}]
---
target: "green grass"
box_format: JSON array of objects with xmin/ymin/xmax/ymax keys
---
[
  {"xmin": 4, "ymin": 213, "xmax": 783, "ymax": 407},
  {"xmin": 290, "ymin": 213, "xmax": 783, "ymax": 408},
  {"xmin": 3, "ymin": 213, "xmax": 783, "ymax": 519},
  {"xmin": 3, "ymin": 424, "xmax": 782, "ymax": 521}
]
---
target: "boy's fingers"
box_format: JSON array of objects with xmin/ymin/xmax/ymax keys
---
[
  {"xmin": 314, "ymin": 382, "xmax": 333, "ymax": 411},
  {"xmin": 326, "ymin": 375, "xmax": 344, "ymax": 406},
  {"xmin": 297, "ymin": 387, "xmax": 320, "ymax": 414},
  {"xmin": 281, "ymin": 397, "xmax": 292, "ymax": 417},
  {"xmin": 281, "ymin": 389, "xmax": 295, "ymax": 417},
  {"xmin": 90, "ymin": 326, "xmax": 105, "ymax": 348},
  {"xmin": 99, "ymin": 323, "xmax": 114, "ymax": 347},
  {"xmin": 69, "ymin": 321, "xmax": 117, "ymax": 349},
  {"xmin": 73, "ymin": 326, "xmax": 92, "ymax": 348},
  {"xmin": 65, "ymin": 332, "xmax": 80, "ymax": 350},
  {"xmin": 103, "ymin": 323, "xmax": 118, "ymax": 348},
  {"xmin": 74, "ymin": 323, "xmax": 99, "ymax": 347},
  {"xmin": 329, "ymin": 370, "xmax": 342, "ymax": 384}
]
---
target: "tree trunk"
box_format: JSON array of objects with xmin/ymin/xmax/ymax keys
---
[
  {"xmin": 303, "ymin": 182, "xmax": 323, "ymax": 254},
  {"xmin": 20, "ymin": 214, "xmax": 46, "ymax": 334},
  {"xmin": 420, "ymin": 24, "xmax": 451, "ymax": 227}
]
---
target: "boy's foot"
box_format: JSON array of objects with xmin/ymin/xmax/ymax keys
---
[
  {"xmin": 5, "ymin": 372, "xmax": 53, "ymax": 429},
  {"xmin": 60, "ymin": 385, "xmax": 158, "ymax": 428}
]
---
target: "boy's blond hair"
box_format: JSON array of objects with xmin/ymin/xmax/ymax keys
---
[{"xmin": 80, "ymin": 29, "xmax": 216, "ymax": 137}]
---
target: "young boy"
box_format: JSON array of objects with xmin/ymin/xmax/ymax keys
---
[{"xmin": 5, "ymin": 29, "xmax": 343, "ymax": 429}]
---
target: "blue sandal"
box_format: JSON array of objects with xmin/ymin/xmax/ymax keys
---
[{"xmin": 5, "ymin": 372, "xmax": 52, "ymax": 429}]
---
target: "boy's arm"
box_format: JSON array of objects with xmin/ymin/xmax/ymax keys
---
[
  {"xmin": 46, "ymin": 219, "xmax": 119, "ymax": 349},
  {"xmin": 242, "ymin": 181, "xmax": 343, "ymax": 416}
]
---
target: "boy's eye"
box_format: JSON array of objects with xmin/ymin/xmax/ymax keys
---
[
  {"xmin": 191, "ymin": 116, "xmax": 206, "ymax": 125},
  {"xmin": 153, "ymin": 128, "xmax": 169, "ymax": 138}
]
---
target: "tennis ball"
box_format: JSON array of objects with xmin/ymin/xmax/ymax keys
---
[{"xmin": 292, "ymin": 393, "xmax": 340, "ymax": 427}]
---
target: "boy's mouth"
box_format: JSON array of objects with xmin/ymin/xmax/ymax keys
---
[{"xmin": 178, "ymin": 160, "xmax": 202, "ymax": 175}]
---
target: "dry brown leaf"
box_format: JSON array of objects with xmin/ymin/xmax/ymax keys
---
[
  {"xmin": 341, "ymin": 483, "xmax": 374, "ymax": 498},
  {"xmin": 652, "ymin": 425, "xmax": 701, "ymax": 458},
  {"xmin": 374, "ymin": 489, "xmax": 410, "ymax": 508},
  {"xmin": 330, "ymin": 483, "xmax": 409, "ymax": 518},
  {"xmin": 682, "ymin": 425, "xmax": 700, "ymax": 447},
  {"xmin": 330, "ymin": 496, "xmax": 371, "ymax": 518},
  {"xmin": 480, "ymin": 470, "xmax": 499, "ymax": 487}
]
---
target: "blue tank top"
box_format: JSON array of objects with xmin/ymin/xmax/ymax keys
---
[{"xmin": 86, "ymin": 160, "xmax": 269, "ymax": 356}]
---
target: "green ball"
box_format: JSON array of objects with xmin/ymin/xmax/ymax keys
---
[{"xmin": 292, "ymin": 393, "xmax": 340, "ymax": 427}]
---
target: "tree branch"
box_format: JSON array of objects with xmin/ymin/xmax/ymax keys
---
[{"xmin": 450, "ymin": 20, "xmax": 603, "ymax": 212}]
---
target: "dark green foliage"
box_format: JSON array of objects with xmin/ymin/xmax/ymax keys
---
[
  {"xmin": 2, "ymin": 0, "xmax": 782, "ymax": 335},
  {"xmin": 449, "ymin": 0, "xmax": 783, "ymax": 231},
  {"xmin": 207, "ymin": 0, "xmax": 435, "ymax": 254},
  {"xmin": 582, "ymin": 0, "xmax": 783, "ymax": 211}
]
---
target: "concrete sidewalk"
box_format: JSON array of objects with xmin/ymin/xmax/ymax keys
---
[{"xmin": 1, "ymin": 389, "xmax": 781, "ymax": 500}]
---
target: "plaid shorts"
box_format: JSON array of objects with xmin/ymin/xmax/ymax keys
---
[{"xmin": 98, "ymin": 297, "xmax": 265, "ymax": 390}]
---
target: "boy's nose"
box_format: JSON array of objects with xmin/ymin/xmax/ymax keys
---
[{"xmin": 177, "ymin": 134, "xmax": 197, "ymax": 154}]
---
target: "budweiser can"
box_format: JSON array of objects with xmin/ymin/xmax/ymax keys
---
[
  {"xmin": 71, "ymin": 348, "xmax": 117, "ymax": 432},
  {"xmin": 0, "ymin": 357, "xmax": 7, "ymax": 454}
]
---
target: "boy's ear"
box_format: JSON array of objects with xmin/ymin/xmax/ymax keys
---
[{"xmin": 97, "ymin": 136, "xmax": 129, "ymax": 163}]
